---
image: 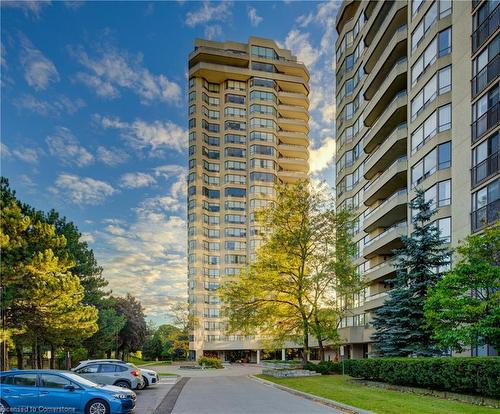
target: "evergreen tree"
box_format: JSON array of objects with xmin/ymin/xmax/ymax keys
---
[{"xmin": 371, "ymin": 189, "xmax": 450, "ymax": 356}]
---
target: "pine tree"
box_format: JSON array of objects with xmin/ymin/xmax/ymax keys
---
[{"xmin": 371, "ymin": 189, "xmax": 450, "ymax": 356}]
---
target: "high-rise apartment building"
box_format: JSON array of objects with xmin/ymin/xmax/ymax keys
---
[
  {"xmin": 335, "ymin": 0, "xmax": 498, "ymax": 359},
  {"xmin": 187, "ymin": 37, "xmax": 310, "ymax": 361}
]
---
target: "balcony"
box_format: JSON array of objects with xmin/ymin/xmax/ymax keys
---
[
  {"xmin": 363, "ymin": 290, "xmax": 390, "ymax": 311},
  {"xmin": 472, "ymin": 55, "xmax": 499, "ymax": 98},
  {"xmin": 189, "ymin": 45, "xmax": 249, "ymax": 69},
  {"xmin": 361, "ymin": 260, "xmax": 397, "ymax": 283},
  {"xmin": 364, "ymin": 156, "xmax": 407, "ymax": 206},
  {"xmin": 278, "ymin": 157, "xmax": 308, "ymax": 172},
  {"xmin": 363, "ymin": 189, "xmax": 407, "ymax": 233},
  {"xmin": 363, "ymin": 91, "xmax": 407, "ymax": 153},
  {"xmin": 472, "ymin": 102, "xmax": 499, "ymax": 143},
  {"xmin": 278, "ymin": 117, "xmax": 309, "ymax": 134},
  {"xmin": 472, "ymin": 151, "xmax": 499, "ymax": 188},
  {"xmin": 278, "ymin": 143, "xmax": 308, "ymax": 159},
  {"xmin": 277, "ymin": 130, "xmax": 308, "ymax": 146},
  {"xmin": 472, "ymin": 199, "xmax": 500, "ymax": 232},
  {"xmin": 363, "ymin": 221, "xmax": 407, "ymax": 259},
  {"xmin": 338, "ymin": 326, "xmax": 375, "ymax": 344},
  {"xmin": 364, "ymin": 63, "xmax": 407, "ymax": 127},
  {"xmin": 278, "ymin": 170, "xmax": 308, "ymax": 183},
  {"xmin": 472, "ymin": 5, "xmax": 499, "ymax": 53},
  {"xmin": 278, "ymin": 90, "xmax": 308, "ymax": 107},
  {"xmin": 278, "ymin": 104, "xmax": 309, "ymax": 121},
  {"xmin": 364, "ymin": 123, "xmax": 407, "ymax": 179}
]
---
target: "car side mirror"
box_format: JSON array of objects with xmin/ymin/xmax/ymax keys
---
[{"xmin": 64, "ymin": 384, "xmax": 76, "ymax": 392}]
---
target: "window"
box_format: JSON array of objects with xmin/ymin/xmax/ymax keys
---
[
  {"xmin": 203, "ymin": 80, "xmax": 220, "ymax": 92},
  {"xmin": 411, "ymin": 28, "xmax": 451, "ymax": 85},
  {"xmin": 226, "ymin": 80, "xmax": 246, "ymax": 91},
  {"xmin": 202, "ymin": 119, "xmax": 219, "ymax": 132},
  {"xmin": 204, "ymin": 228, "xmax": 220, "ymax": 238},
  {"xmin": 250, "ymin": 90, "xmax": 276, "ymax": 103},
  {"xmin": 435, "ymin": 217, "xmax": 451, "ymax": 242},
  {"xmin": 189, "ymin": 118, "xmax": 196, "ymax": 129},
  {"xmin": 224, "ymin": 147, "xmax": 246, "ymax": 158},
  {"xmin": 251, "ymin": 159, "xmax": 276, "ymax": 170},
  {"xmin": 202, "ymin": 200, "xmax": 220, "ymax": 211},
  {"xmin": 411, "ymin": 66, "xmax": 451, "ymax": 120},
  {"xmin": 203, "ymin": 92, "xmax": 220, "ymax": 106},
  {"xmin": 414, "ymin": 179, "xmax": 451, "ymax": 215},
  {"xmin": 203, "ymin": 255, "xmax": 220, "ymax": 265},
  {"xmin": 225, "ymin": 241, "xmax": 246, "ymax": 250},
  {"xmin": 251, "ymin": 62, "xmax": 276, "ymax": 73},
  {"xmin": 249, "ymin": 131, "xmax": 276, "ymax": 143},
  {"xmin": 411, "ymin": 1, "xmax": 451, "ymax": 52},
  {"xmin": 225, "ymin": 214, "xmax": 246, "ymax": 224},
  {"xmin": 472, "ymin": 179, "xmax": 499, "ymax": 230},
  {"xmin": 189, "ymin": 159, "xmax": 196, "ymax": 169},
  {"xmin": 225, "ymin": 160, "xmax": 246, "ymax": 171},
  {"xmin": 411, "ymin": 104, "xmax": 451, "ymax": 153},
  {"xmin": 224, "ymin": 134, "xmax": 246, "ymax": 144},
  {"xmin": 224, "ymin": 174, "xmax": 246, "ymax": 184},
  {"xmin": 251, "ymin": 185, "xmax": 274, "ymax": 196},
  {"xmin": 202, "ymin": 147, "xmax": 219, "ymax": 159},
  {"xmin": 225, "ymin": 94, "xmax": 245, "ymax": 105},
  {"xmin": 202, "ymin": 106, "xmax": 219, "ymax": 119},
  {"xmin": 204, "ymin": 268, "xmax": 220, "ymax": 277},
  {"xmin": 224, "ymin": 107, "xmax": 246, "ymax": 118},
  {"xmin": 203, "ymin": 174, "xmax": 220, "ymax": 185},
  {"xmin": 411, "ymin": 141, "xmax": 451, "ymax": 186},
  {"xmin": 188, "ymin": 186, "xmax": 196, "ymax": 196},
  {"xmin": 250, "ymin": 104, "xmax": 276, "ymax": 116},
  {"xmin": 472, "ymin": 132, "xmax": 499, "ymax": 185},
  {"xmin": 203, "ymin": 134, "xmax": 219, "ymax": 146},
  {"xmin": 250, "ymin": 117, "xmax": 277, "ymax": 130},
  {"xmin": 203, "ymin": 215, "xmax": 219, "ymax": 225},
  {"xmin": 250, "ymin": 199, "xmax": 272, "ymax": 209},
  {"xmin": 225, "ymin": 188, "xmax": 246, "ymax": 198},
  {"xmin": 189, "ymin": 91, "xmax": 196, "ymax": 102},
  {"xmin": 250, "ymin": 145, "xmax": 275, "ymax": 156},
  {"xmin": 225, "ymin": 227, "xmax": 246, "ymax": 237},
  {"xmin": 225, "ymin": 200, "xmax": 246, "ymax": 211},
  {"xmin": 203, "ymin": 160, "xmax": 220, "ymax": 172},
  {"xmin": 250, "ymin": 172, "xmax": 275, "ymax": 182},
  {"xmin": 189, "ymin": 104, "xmax": 196, "ymax": 115},
  {"xmin": 250, "ymin": 77, "xmax": 276, "ymax": 89},
  {"xmin": 77, "ymin": 365, "xmax": 99, "ymax": 374},
  {"xmin": 225, "ymin": 120, "xmax": 246, "ymax": 131},
  {"xmin": 251, "ymin": 45, "xmax": 278, "ymax": 60},
  {"xmin": 225, "ymin": 254, "xmax": 246, "ymax": 264}
]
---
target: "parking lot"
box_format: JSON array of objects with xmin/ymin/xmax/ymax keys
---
[{"xmin": 134, "ymin": 375, "xmax": 178, "ymax": 414}]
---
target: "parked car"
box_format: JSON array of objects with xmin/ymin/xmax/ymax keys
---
[
  {"xmin": 73, "ymin": 362, "xmax": 143, "ymax": 390},
  {"xmin": 74, "ymin": 359, "xmax": 159, "ymax": 390},
  {"xmin": 0, "ymin": 369, "xmax": 135, "ymax": 414}
]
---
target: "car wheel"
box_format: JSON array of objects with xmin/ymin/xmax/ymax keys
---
[
  {"xmin": 143, "ymin": 375, "xmax": 149, "ymax": 388},
  {"xmin": 114, "ymin": 380, "xmax": 131, "ymax": 388},
  {"xmin": 0, "ymin": 400, "xmax": 10, "ymax": 414},
  {"xmin": 85, "ymin": 399, "xmax": 109, "ymax": 414}
]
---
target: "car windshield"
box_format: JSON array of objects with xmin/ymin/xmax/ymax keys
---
[{"xmin": 64, "ymin": 372, "xmax": 100, "ymax": 387}]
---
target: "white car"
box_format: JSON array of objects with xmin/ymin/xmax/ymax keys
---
[{"xmin": 73, "ymin": 359, "xmax": 159, "ymax": 389}]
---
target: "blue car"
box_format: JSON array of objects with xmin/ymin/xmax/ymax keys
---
[{"xmin": 0, "ymin": 370, "xmax": 136, "ymax": 414}]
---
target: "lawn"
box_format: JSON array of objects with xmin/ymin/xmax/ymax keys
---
[{"xmin": 257, "ymin": 374, "xmax": 498, "ymax": 414}]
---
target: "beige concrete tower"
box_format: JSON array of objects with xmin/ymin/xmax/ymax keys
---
[
  {"xmin": 187, "ymin": 37, "xmax": 310, "ymax": 360},
  {"xmin": 335, "ymin": 0, "xmax": 498, "ymax": 359}
]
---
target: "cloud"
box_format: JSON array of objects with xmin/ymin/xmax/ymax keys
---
[
  {"xmin": 96, "ymin": 146, "xmax": 130, "ymax": 166},
  {"xmin": 1, "ymin": 143, "xmax": 11, "ymax": 158},
  {"xmin": 120, "ymin": 172, "xmax": 156, "ymax": 189},
  {"xmin": 53, "ymin": 173, "xmax": 117, "ymax": 205},
  {"xmin": 309, "ymin": 137, "xmax": 335, "ymax": 174},
  {"xmin": 284, "ymin": 30, "xmax": 320, "ymax": 68},
  {"xmin": 247, "ymin": 6, "xmax": 262, "ymax": 26},
  {"xmin": 95, "ymin": 114, "xmax": 187, "ymax": 156},
  {"xmin": 19, "ymin": 34, "xmax": 59, "ymax": 90},
  {"xmin": 15, "ymin": 94, "xmax": 86, "ymax": 116},
  {"xmin": 204, "ymin": 25, "xmax": 222, "ymax": 40},
  {"xmin": 71, "ymin": 44, "xmax": 182, "ymax": 105},
  {"xmin": 11, "ymin": 147, "xmax": 41, "ymax": 164},
  {"xmin": 46, "ymin": 127, "xmax": 94, "ymax": 167},
  {"xmin": 80, "ymin": 232, "xmax": 95, "ymax": 243},
  {"xmin": 92, "ymin": 170, "xmax": 188, "ymax": 320},
  {"xmin": 1, "ymin": 41, "xmax": 6, "ymax": 68},
  {"xmin": 185, "ymin": 1, "xmax": 232, "ymax": 27},
  {"xmin": 63, "ymin": 1, "xmax": 84, "ymax": 10},
  {"xmin": 1, "ymin": 1, "xmax": 51, "ymax": 18}
]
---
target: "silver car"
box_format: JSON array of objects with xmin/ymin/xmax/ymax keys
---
[{"xmin": 73, "ymin": 362, "xmax": 144, "ymax": 390}]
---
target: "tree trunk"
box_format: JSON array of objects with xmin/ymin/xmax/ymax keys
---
[
  {"xmin": 31, "ymin": 343, "xmax": 37, "ymax": 369},
  {"xmin": 65, "ymin": 350, "xmax": 71, "ymax": 370},
  {"xmin": 318, "ymin": 338, "xmax": 325, "ymax": 362},
  {"xmin": 106, "ymin": 350, "xmax": 111, "ymax": 359},
  {"xmin": 37, "ymin": 344, "xmax": 42, "ymax": 369},
  {"xmin": 1, "ymin": 340, "xmax": 8, "ymax": 371},
  {"xmin": 302, "ymin": 320, "xmax": 309, "ymax": 364},
  {"xmin": 16, "ymin": 345, "xmax": 23, "ymax": 369},
  {"xmin": 50, "ymin": 344, "xmax": 55, "ymax": 369}
]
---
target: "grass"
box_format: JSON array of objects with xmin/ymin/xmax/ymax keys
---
[
  {"xmin": 257, "ymin": 374, "xmax": 499, "ymax": 414},
  {"xmin": 127, "ymin": 356, "xmax": 172, "ymax": 366},
  {"xmin": 158, "ymin": 373, "xmax": 177, "ymax": 376}
]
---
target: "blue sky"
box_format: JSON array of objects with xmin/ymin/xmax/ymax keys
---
[{"xmin": 1, "ymin": 0, "xmax": 338, "ymax": 324}]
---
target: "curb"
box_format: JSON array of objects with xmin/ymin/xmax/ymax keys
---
[{"xmin": 249, "ymin": 375, "xmax": 374, "ymax": 414}]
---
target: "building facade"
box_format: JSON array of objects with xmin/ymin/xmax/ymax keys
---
[
  {"xmin": 187, "ymin": 37, "xmax": 310, "ymax": 361},
  {"xmin": 335, "ymin": 0, "xmax": 499, "ymax": 359}
]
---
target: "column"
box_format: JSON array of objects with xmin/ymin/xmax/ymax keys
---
[
  {"xmin": 257, "ymin": 349, "xmax": 261, "ymax": 364},
  {"xmin": 281, "ymin": 348, "xmax": 286, "ymax": 361}
]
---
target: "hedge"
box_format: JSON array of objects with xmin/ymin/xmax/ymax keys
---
[
  {"xmin": 304, "ymin": 357, "xmax": 500, "ymax": 398},
  {"xmin": 198, "ymin": 356, "xmax": 223, "ymax": 369}
]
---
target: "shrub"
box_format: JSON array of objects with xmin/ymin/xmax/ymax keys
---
[
  {"xmin": 304, "ymin": 360, "xmax": 341, "ymax": 375},
  {"xmin": 198, "ymin": 356, "xmax": 223, "ymax": 369},
  {"xmin": 342, "ymin": 357, "xmax": 500, "ymax": 398}
]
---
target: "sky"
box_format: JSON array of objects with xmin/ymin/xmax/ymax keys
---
[{"xmin": 1, "ymin": 0, "xmax": 338, "ymax": 325}]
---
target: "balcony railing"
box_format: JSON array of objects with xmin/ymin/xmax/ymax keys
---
[
  {"xmin": 364, "ymin": 189, "xmax": 407, "ymax": 220},
  {"xmin": 472, "ymin": 55, "xmax": 499, "ymax": 98},
  {"xmin": 365, "ymin": 156, "xmax": 407, "ymax": 192},
  {"xmin": 361, "ymin": 259, "xmax": 397, "ymax": 276},
  {"xmin": 364, "ymin": 220, "xmax": 407, "ymax": 248},
  {"xmin": 472, "ymin": 102, "xmax": 499, "ymax": 143},
  {"xmin": 472, "ymin": 5, "xmax": 499, "ymax": 53},
  {"xmin": 472, "ymin": 151, "xmax": 499, "ymax": 187},
  {"xmin": 472, "ymin": 199, "xmax": 500, "ymax": 232}
]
